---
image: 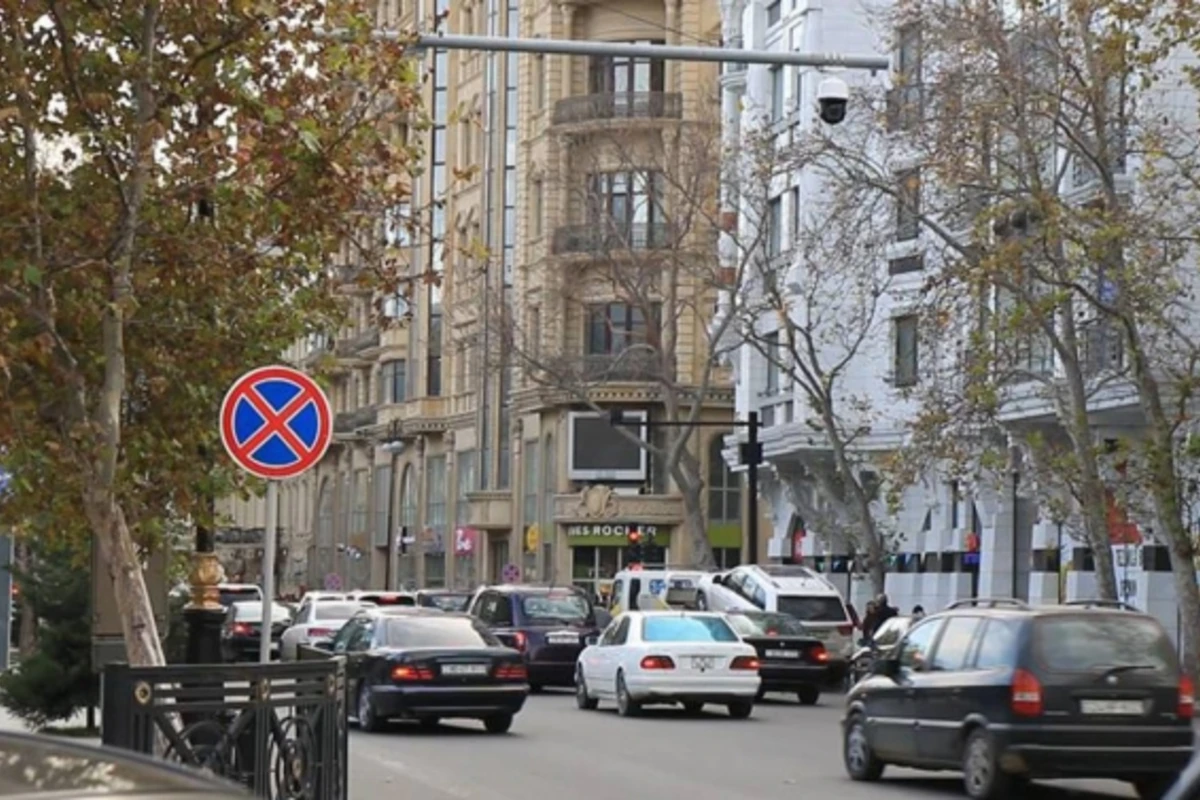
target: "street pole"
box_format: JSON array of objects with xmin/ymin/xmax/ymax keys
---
[
  {"xmin": 744, "ymin": 411, "xmax": 761, "ymax": 565},
  {"xmin": 259, "ymin": 481, "xmax": 278, "ymax": 664}
]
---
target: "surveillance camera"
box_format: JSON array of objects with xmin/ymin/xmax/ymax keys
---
[{"xmin": 816, "ymin": 77, "xmax": 850, "ymax": 125}]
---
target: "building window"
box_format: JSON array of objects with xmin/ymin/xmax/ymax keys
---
[
  {"xmin": 532, "ymin": 178, "xmax": 544, "ymax": 237},
  {"xmin": 498, "ymin": 407, "xmax": 511, "ymax": 490},
  {"xmin": 897, "ymin": 23, "xmax": 922, "ymax": 84},
  {"xmin": 586, "ymin": 302, "xmax": 660, "ymax": 355},
  {"xmin": 352, "ymin": 469, "xmax": 369, "ymax": 534},
  {"xmin": 769, "ymin": 66, "xmax": 784, "ymax": 122},
  {"xmin": 588, "ymin": 43, "xmax": 666, "ymax": 94},
  {"xmin": 714, "ymin": 548, "xmax": 742, "ymax": 569},
  {"xmin": 427, "ymin": 310, "xmax": 443, "ymax": 396},
  {"xmin": 894, "ymin": 315, "xmax": 920, "ymax": 387},
  {"xmin": 373, "ymin": 464, "xmax": 392, "ymax": 548},
  {"xmin": 767, "ymin": 195, "xmax": 784, "ymax": 257},
  {"xmin": 896, "ymin": 169, "xmax": 921, "ymax": 241},
  {"xmin": 523, "ymin": 441, "xmax": 539, "ymax": 544},
  {"xmin": 542, "ymin": 434, "xmax": 556, "ymax": 582},
  {"xmin": 888, "ymin": 254, "xmax": 924, "ymax": 275},
  {"xmin": 707, "ymin": 436, "xmax": 741, "ymax": 524},
  {"xmin": 425, "ymin": 455, "xmax": 447, "ymax": 587},
  {"xmin": 764, "ymin": 331, "xmax": 781, "ymax": 394},
  {"xmin": 379, "ymin": 359, "xmax": 407, "ymax": 404},
  {"xmin": 766, "ymin": 0, "xmax": 783, "ymax": 26},
  {"xmin": 400, "ymin": 465, "xmax": 417, "ymax": 533},
  {"xmin": 454, "ymin": 450, "xmax": 476, "ymax": 588},
  {"xmin": 534, "ymin": 54, "xmax": 545, "ymax": 110},
  {"xmin": 789, "ymin": 186, "xmax": 801, "ymax": 242},
  {"xmin": 587, "ymin": 171, "xmax": 667, "ymax": 245}
]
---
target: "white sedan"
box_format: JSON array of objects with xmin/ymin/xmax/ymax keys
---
[
  {"xmin": 574, "ymin": 611, "xmax": 761, "ymax": 718},
  {"xmin": 279, "ymin": 600, "xmax": 367, "ymax": 660}
]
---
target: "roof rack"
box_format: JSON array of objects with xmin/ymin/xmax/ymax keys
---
[
  {"xmin": 947, "ymin": 597, "xmax": 1031, "ymax": 610},
  {"xmin": 1062, "ymin": 599, "xmax": 1140, "ymax": 612}
]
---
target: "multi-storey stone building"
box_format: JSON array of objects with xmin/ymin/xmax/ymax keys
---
[{"xmin": 221, "ymin": 0, "xmax": 751, "ymax": 598}]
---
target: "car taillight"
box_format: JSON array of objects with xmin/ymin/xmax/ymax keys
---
[
  {"xmin": 512, "ymin": 632, "xmax": 527, "ymax": 652},
  {"xmin": 730, "ymin": 656, "xmax": 761, "ymax": 670},
  {"xmin": 495, "ymin": 663, "xmax": 528, "ymax": 680},
  {"xmin": 233, "ymin": 623, "xmax": 252, "ymax": 636},
  {"xmin": 307, "ymin": 628, "xmax": 335, "ymax": 638},
  {"xmin": 1010, "ymin": 668, "xmax": 1043, "ymax": 717},
  {"xmin": 1180, "ymin": 676, "xmax": 1195, "ymax": 719},
  {"xmin": 639, "ymin": 655, "xmax": 676, "ymax": 670},
  {"xmin": 391, "ymin": 664, "xmax": 434, "ymax": 681},
  {"xmin": 837, "ymin": 625, "xmax": 854, "ymax": 636},
  {"xmin": 809, "ymin": 645, "xmax": 829, "ymax": 663}
]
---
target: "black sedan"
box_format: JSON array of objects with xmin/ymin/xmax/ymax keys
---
[
  {"xmin": 220, "ymin": 601, "xmax": 292, "ymax": 662},
  {"xmin": 725, "ymin": 609, "xmax": 831, "ymax": 705},
  {"xmin": 317, "ymin": 608, "xmax": 528, "ymax": 734}
]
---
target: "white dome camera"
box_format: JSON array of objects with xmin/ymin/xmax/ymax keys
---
[{"xmin": 817, "ymin": 76, "xmax": 850, "ymax": 125}]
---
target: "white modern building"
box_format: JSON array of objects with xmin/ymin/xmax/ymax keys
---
[{"xmin": 717, "ymin": 0, "xmax": 1196, "ymax": 638}]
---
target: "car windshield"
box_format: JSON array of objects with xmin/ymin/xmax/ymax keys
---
[
  {"xmin": 1034, "ymin": 614, "xmax": 1177, "ymax": 673},
  {"xmin": 233, "ymin": 602, "xmax": 291, "ymax": 622},
  {"xmin": 359, "ymin": 593, "xmax": 414, "ymax": 606},
  {"xmin": 314, "ymin": 602, "xmax": 363, "ymax": 621},
  {"xmin": 220, "ymin": 588, "xmax": 261, "ymax": 606},
  {"xmin": 776, "ymin": 595, "xmax": 848, "ymax": 623},
  {"xmin": 521, "ymin": 593, "xmax": 590, "ymax": 622},
  {"xmin": 642, "ymin": 615, "xmax": 739, "ymax": 643},
  {"xmin": 425, "ymin": 593, "xmax": 470, "ymax": 612},
  {"xmin": 380, "ymin": 617, "xmax": 500, "ymax": 648},
  {"xmin": 727, "ymin": 612, "xmax": 808, "ymax": 637}
]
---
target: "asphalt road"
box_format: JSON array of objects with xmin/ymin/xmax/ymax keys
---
[{"xmin": 347, "ymin": 689, "xmax": 1141, "ymax": 800}]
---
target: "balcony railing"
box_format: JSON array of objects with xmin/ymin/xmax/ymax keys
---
[
  {"xmin": 580, "ymin": 351, "xmax": 663, "ymax": 381},
  {"xmin": 552, "ymin": 91, "xmax": 684, "ymax": 126},
  {"xmin": 334, "ymin": 406, "xmax": 378, "ymax": 434},
  {"xmin": 335, "ymin": 328, "xmax": 381, "ymax": 358},
  {"xmin": 551, "ymin": 222, "xmax": 675, "ymax": 256}
]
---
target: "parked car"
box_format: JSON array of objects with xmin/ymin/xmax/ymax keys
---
[
  {"xmin": 0, "ymin": 730, "xmax": 251, "ymax": 800},
  {"xmin": 280, "ymin": 599, "xmax": 369, "ymax": 661},
  {"xmin": 217, "ymin": 583, "xmax": 263, "ymax": 609},
  {"xmin": 348, "ymin": 590, "xmax": 416, "ymax": 607},
  {"xmin": 724, "ymin": 609, "xmax": 830, "ymax": 704},
  {"xmin": 842, "ymin": 598, "xmax": 1194, "ymax": 800},
  {"xmin": 220, "ymin": 601, "xmax": 292, "ymax": 662},
  {"xmin": 575, "ymin": 611, "xmax": 761, "ymax": 718},
  {"xmin": 467, "ymin": 585, "xmax": 609, "ymax": 691},
  {"xmin": 312, "ymin": 606, "xmax": 528, "ymax": 733},
  {"xmin": 416, "ymin": 589, "xmax": 472, "ymax": 612}
]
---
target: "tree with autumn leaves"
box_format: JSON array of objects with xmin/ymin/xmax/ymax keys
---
[{"xmin": 0, "ymin": 2, "xmax": 422, "ymax": 666}]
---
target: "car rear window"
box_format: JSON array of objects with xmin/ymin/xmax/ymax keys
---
[
  {"xmin": 381, "ymin": 617, "xmax": 500, "ymax": 648},
  {"xmin": 521, "ymin": 593, "xmax": 591, "ymax": 622},
  {"xmin": 314, "ymin": 602, "xmax": 362, "ymax": 621},
  {"xmin": 776, "ymin": 595, "xmax": 848, "ymax": 623},
  {"xmin": 642, "ymin": 615, "xmax": 739, "ymax": 643},
  {"xmin": 424, "ymin": 593, "xmax": 471, "ymax": 612},
  {"xmin": 1034, "ymin": 614, "xmax": 1177, "ymax": 673},
  {"xmin": 728, "ymin": 613, "xmax": 809, "ymax": 637},
  {"xmin": 360, "ymin": 593, "xmax": 415, "ymax": 606}
]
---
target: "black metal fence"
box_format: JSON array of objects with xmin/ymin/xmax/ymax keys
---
[{"xmin": 101, "ymin": 660, "xmax": 347, "ymax": 800}]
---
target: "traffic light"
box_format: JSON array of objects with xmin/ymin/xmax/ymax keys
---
[{"xmin": 627, "ymin": 528, "xmax": 643, "ymax": 565}]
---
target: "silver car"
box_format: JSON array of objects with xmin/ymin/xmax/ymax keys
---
[{"xmin": 280, "ymin": 600, "xmax": 368, "ymax": 660}]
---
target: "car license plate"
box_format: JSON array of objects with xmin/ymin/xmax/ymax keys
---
[
  {"xmin": 768, "ymin": 650, "xmax": 800, "ymax": 659},
  {"xmin": 1080, "ymin": 699, "xmax": 1144, "ymax": 715},
  {"xmin": 441, "ymin": 664, "xmax": 488, "ymax": 676},
  {"xmin": 691, "ymin": 656, "xmax": 716, "ymax": 670},
  {"xmin": 548, "ymin": 632, "xmax": 579, "ymax": 645}
]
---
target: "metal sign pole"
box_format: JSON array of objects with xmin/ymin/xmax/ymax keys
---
[{"xmin": 259, "ymin": 481, "xmax": 278, "ymax": 664}]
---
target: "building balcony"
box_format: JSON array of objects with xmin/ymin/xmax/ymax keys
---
[
  {"xmin": 465, "ymin": 491, "xmax": 513, "ymax": 530},
  {"xmin": 580, "ymin": 351, "xmax": 664, "ymax": 382},
  {"xmin": 335, "ymin": 328, "xmax": 381, "ymax": 358},
  {"xmin": 334, "ymin": 405, "xmax": 378, "ymax": 435},
  {"xmin": 552, "ymin": 91, "xmax": 684, "ymax": 129},
  {"xmin": 551, "ymin": 222, "xmax": 675, "ymax": 256}
]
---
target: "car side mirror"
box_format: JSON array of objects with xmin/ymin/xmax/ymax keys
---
[
  {"xmin": 593, "ymin": 609, "xmax": 612, "ymax": 628},
  {"xmin": 872, "ymin": 657, "xmax": 900, "ymax": 678},
  {"xmin": 584, "ymin": 635, "xmax": 599, "ymax": 646}
]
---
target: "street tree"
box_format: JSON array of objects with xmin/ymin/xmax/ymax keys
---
[
  {"xmin": 0, "ymin": 2, "xmax": 421, "ymax": 665},
  {"xmin": 731, "ymin": 124, "xmax": 904, "ymax": 595},
  {"xmin": 489, "ymin": 115, "xmax": 748, "ymax": 569}
]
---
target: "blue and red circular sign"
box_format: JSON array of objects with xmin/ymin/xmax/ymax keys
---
[{"xmin": 220, "ymin": 365, "xmax": 333, "ymax": 480}]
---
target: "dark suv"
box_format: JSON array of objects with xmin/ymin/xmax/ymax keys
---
[
  {"xmin": 842, "ymin": 598, "xmax": 1194, "ymax": 800},
  {"xmin": 468, "ymin": 585, "xmax": 608, "ymax": 691}
]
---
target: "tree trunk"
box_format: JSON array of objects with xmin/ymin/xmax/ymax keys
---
[
  {"xmin": 16, "ymin": 545, "xmax": 36, "ymax": 659},
  {"xmin": 83, "ymin": 497, "xmax": 164, "ymax": 666},
  {"xmin": 678, "ymin": 477, "xmax": 716, "ymax": 570},
  {"xmin": 822, "ymin": 406, "xmax": 886, "ymax": 597}
]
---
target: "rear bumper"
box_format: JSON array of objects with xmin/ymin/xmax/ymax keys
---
[
  {"xmin": 625, "ymin": 674, "xmax": 760, "ymax": 703},
  {"xmin": 758, "ymin": 663, "xmax": 830, "ymax": 691},
  {"xmin": 525, "ymin": 645, "xmax": 582, "ymax": 686},
  {"xmin": 370, "ymin": 684, "xmax": 528, "ymax": 720},
  {"xmin": 993, "ymin": 723, "xmax": 1195, "ymax": 779}
]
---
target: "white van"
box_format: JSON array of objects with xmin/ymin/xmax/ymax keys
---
[
  {"xmin": 608, "ymin": 568, "xmax": 708, "ymax": 614},
  {"xmin": 697, "ymin": 564, "xmax": 856, "ymax": 663}
]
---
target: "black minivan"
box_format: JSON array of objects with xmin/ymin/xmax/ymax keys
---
[{"xmin": 842, "ymin": 599, "xmax": 1194, "ymax": 800}]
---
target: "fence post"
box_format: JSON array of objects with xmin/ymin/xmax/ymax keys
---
[{"xmin": 100, "ymin": 663, "xmax": 131, "ymax": 750}]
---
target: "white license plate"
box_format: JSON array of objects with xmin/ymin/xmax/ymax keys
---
[
  {"xmin": 691, "ymin": 656, "xmax": 716, "ymax": 670},
  {"xmin": 548, "ymin": 632, "xmax": 580, "ymax": 645},
  {"xmin": 441, "ymin": 664, "xmax": 489, "ymax": 676},
  {"xmin": 768, "ymin": 650, "xmax": 800, "ymax": 659},
  {"xmin": 1080, "ymin": 699, "xmax": 1144, "ymax": 715}
]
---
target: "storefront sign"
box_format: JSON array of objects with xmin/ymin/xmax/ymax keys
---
[{"xmin": 566, "ymin": 524, "xmax": 660, "ymax": 539}]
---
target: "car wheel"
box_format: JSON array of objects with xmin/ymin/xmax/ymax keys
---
[
  {"xmin": 616, "ymin": 672, "xmax": 640, "ymax": 717},
  {"xmin": 726, "ymin": 699, "xmax": 753, "ymax": 719},
  {"xmin": 682, "ymin": 702, "xmax": 703, "ymax": 715},
  {"xmin": 357, "ymin": 685, "xmax": 381, "ymax": 733},
  {"xmin": 483, "ymin": 713, "xmax": 513, "ymax": 734},
  {"xmin": 843, "ymin": 714, "xmax": 885, "ymax": 781},
  {"xmin": 418, "ymin": 717, "xmax": 440, "ymax": 730},
  {"xmin": 575, "ymin": 667, "xmax": 599, "ymax": 710},
  {"xmin": 797, "ymin": 687, "xmax": 820, "ymax": 706},
  {"xmin": 962, "ymin": 728, "xmax": 1013, "ymax": 800},
  {"xmin": 1134, "ymin": 776, "xmax": 1178, "ymax": 800}
]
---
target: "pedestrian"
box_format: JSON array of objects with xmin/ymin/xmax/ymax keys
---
[
  {"xmin": 875, "ymin": 593, "xmax": 898, "ymax": 625},
  {"xmin": 861, "ymin": 600, "xmax": 880, "ymax": 642},
  {"xmin": 912, "ymin": 604, "xmax": 925, "ymax": 620}
]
